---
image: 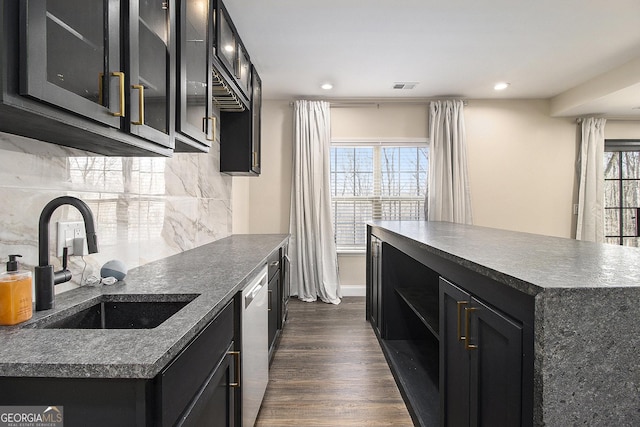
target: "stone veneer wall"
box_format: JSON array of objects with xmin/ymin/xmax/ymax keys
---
[{"xmin": 0, "ymin": 131, "xmax": 232, "ymax": 294}]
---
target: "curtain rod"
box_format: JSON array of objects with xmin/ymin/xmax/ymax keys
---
[
  {"xmin": 288, "ymin": 98, "xmax": 468, "ymax": 107},
  {"xmin": 576, "ymin": 117, "xmax": 640, "ymax": 123}
]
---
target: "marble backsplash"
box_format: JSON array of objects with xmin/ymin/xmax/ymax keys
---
[{"xmin": 0, "ymin": 131, "xmax": 232, "ymax": 294}]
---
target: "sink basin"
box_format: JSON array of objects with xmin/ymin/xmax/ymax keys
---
[{"xmin": 32, "ymin": 294, "xmax": 199, "ymax": 329}]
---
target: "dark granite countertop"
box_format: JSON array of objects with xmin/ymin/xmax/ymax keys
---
[
  {"xmin": 369, "ymin": 220, "xmax": 640, "ymax": 296},
  {"xmin": 0, "ymin": 234, "xmax": 289, "ymax": 379}
]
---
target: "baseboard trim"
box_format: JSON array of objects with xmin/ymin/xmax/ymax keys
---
[{"xmin": 341, "ymin": 285, "xmax": 366, "ymax": 297}]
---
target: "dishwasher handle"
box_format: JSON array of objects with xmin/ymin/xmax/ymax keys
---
[{"xmin": 245, "ymin": 277, "xmax": 266, "ymax": 309}]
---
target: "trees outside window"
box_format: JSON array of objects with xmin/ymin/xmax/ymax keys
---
[
  {"xmin": 330, "ymin": 144, "xmax": 428, "ymax": 250},
  {"xmin": 604, "ymin": 141, "xmax": 640, "ymax": 247}
]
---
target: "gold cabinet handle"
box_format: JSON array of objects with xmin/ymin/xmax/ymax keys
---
[
  {"xmin": 131, "ymin": 84, "xmax": 144, "ymax": 125},
  {"xmin": 252, "ymin": 151, "xmax": 258, "ymax": 168},
  {"xmin": 203, "ymin": 116, "xmax": 216, "ymax": 141},
  {"xmin": 457, "ymin": 301, "xmax": 468, "ymax": 341},
  {"xmin": 111, "ymin": 72, "xmax": 125, "ymax": 117},
  {"xmin": 464, "ymin": 307, "xmax": 478, "ymax": 351},
  {"xmin": 228, "ymin": 350, "xmax": 240, "ymax": 388}
]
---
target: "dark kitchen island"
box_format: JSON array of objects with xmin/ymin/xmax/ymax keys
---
[{"xmin": 367, "ymin": 220, "xmax": 640, "ymax": 427}]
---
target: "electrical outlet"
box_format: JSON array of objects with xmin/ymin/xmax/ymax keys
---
[{"xmin": 56, "ymin": 221, "xmax": 86, "ymax": 257}]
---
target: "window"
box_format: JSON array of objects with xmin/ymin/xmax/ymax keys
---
[
  {"xmin": 68, "ymin": 157, "xmax": 166, "ymax": 246},
  {"xmin": 330, "ymin": 142, "xmax": 428, "ymax": 251},
  {"xmin": 604, "ymin": 140, "xmax": 640, "ymax": 247}
]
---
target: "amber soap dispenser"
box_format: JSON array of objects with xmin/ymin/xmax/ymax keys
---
[{"xmin": 0, "ymin": 254, "xmax": 33, "ymax": 325}]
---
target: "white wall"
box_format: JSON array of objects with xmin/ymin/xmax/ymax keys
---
[
  {"xmin": 331, "ymin": 103, "xmax": 429, "ymax": 139},
  {"xmin": 249, "ymin": 101, "xmax": 294, "ymax": 233},
  {"xmin": 605, "ymin": 121, "xmax": 640, "ymax": 139},
  {"xmin": 465, "ymin": 100, "xmax": 577, "ymax": 237},
  {"xmin": 232, "ymin": 177, "xmax": 251, "ymax": 234},
  {"xmin": 232, "ymin": 100, "xmax": 293, "ymax": 234}
]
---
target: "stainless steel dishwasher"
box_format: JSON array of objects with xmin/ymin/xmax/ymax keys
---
[{"xmin": 241, "ymin": 266, "xmax": 269, "ymax": 427}]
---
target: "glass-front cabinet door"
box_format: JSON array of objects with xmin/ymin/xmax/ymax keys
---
[
  {"xmin": 237, "ymin": 44, "xmax": 251, "ymax": 96},
  {"xmin": 176, "ymin": 0, "xmax": 214, "ymax": 150},
  {"xmin": 127, "ymin": 0, "xmax": 173, "ymax": 148},
  {"xmin": 250, "ymin": 67, "xmax": 261, "ymax": 174},
  {"xmin": 217, "ymin": 4, "xmax": 236, "ymax": 78},
  {"xmin": 20, "ymin": 0, "xmax": 122, "ymax": 128}
]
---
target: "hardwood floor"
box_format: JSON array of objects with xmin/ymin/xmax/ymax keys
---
[{"xmin": 255, "ymin": 297, "xmax": 414, "ymax": 427}]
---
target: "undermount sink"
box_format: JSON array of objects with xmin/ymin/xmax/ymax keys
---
[{"xmin": 31, "ymin": 294, "xmax": 199, "ymax": 329}]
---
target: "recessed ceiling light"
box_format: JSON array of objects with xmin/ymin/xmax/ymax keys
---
[
  {"xmin": 494, "ymin": 82, "xmax": 510, "ymax": 91},
  {"xmin": 321, "ymin": 83, "xmax": 333, "ymax": 90}
]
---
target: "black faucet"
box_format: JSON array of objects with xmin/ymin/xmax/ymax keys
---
[{"xmin": 35, "ymin": 196, "xmax": 99, "ymax": 311}]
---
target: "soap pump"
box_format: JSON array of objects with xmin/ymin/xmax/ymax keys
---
[{"xmin": 0, "ymin": 254, "xmax": 33, "ymax": 325}]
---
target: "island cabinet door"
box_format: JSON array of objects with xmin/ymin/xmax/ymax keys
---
[
  {"xmin": 440, "ymin": 277, "xmax": 523, "ymax": 427},
  {"xmin": 468, "ymin": 296, "xmax": 523, "ymax": 427},
  {"xmin": 440, "ymin": 278, "xmax": 472, "ymax": 427},
  {"xmin": 369, "ymin": 236, "xmax": 383, "ymax": 334}
]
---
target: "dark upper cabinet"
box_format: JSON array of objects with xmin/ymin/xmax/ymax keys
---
[
  {"xmin": 125, "ymin": 0, "xmax": 175, "ymax": 149},
  {"xmin": 0, "ymin": 0, "xmax": 174, "ymax": 156},
  {"xmin": 236, "ymin": 44, "xmax": 251, "ymax": 95},
  {"xmin": 220, "ymin": 66, "xmax": 261, "ymax": 175},
  {"xmin": 174, "ymin": 0, "xmax": 216, "ymax": 152},
  {"xmin": 20, "ymin": 0, "xmax": 122, "ymax": 128},
  {"xmin": 213, "ymin": 0, "xmax": 250, "ymax": 103},
  {"xmin": 1, "ymin": 0, "xmax": 261, "ymax": 163},
  {"xmin": 216, "ymin": 4, "xmax": 236, "ymax": 75},
  {"xmin": 251, "ymin": 68, "xmax": 262, "ymax": 174},
  {"xmin": 440, "ymin": 277, "xmax": 523, "ymax": 427}
]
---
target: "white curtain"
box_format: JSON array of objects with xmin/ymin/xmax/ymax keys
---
[
  {"xmin": 426, "ymin": 100, "xmax": 473, "ymax": 224},
  {"xmin": 576, "ymin": 117, "xmax": 606, "ymax": 242},
  {"xmin": 289, "ymin": 100, "xmax": 341, "ymax": 304}
]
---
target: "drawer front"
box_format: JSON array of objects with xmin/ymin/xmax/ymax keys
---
[{"xmin": 158, "ymin": 300, "xmax": 234, "ymax": 427}]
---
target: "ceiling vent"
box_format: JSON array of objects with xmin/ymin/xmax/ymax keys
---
[{"xmin": 393, "ymin": 82, "xmax": 419, "ymax": 90}]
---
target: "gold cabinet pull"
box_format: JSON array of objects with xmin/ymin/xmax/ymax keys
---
[
  {"xmin": 111, "ymin": 71, "xmax": 125, "ymax": 117},
  {"xmin": 203, "ymin": 116, "xmax": 216, "ymax": 141},
  {"xmin": 457, "ymin": 301, "xmax": 468, "ymax": 341},
  {"xmin": 131, "ymin": 84, "xmax": 144, "ymax": 125},
  {"xmin": 228, "ymin": 350, "xmax": 240, "ymax": 387},
  {"xmin": 464, "ymin": 307, "xmax": 478, "ymax": 351},
  {"xmin": 252, "ymin": 151, "xmax": 258, "ymax": 168}
]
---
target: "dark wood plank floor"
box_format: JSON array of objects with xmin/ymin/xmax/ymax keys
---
[{"xmin": 255, "ymin": 297, "xmax": 413, "ymax": 427}]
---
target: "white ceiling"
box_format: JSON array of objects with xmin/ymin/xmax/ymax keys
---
[{"xmin": 224, "ymin": 0, "xmax": 640, "ymax": 117}]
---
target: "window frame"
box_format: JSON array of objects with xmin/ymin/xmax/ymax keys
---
[
  {"xmin": 604, "ymin": 139, "xmax": 640, "ymax": 246},
  {"xmin": 330, "ymin": 137, "xmax": 428, "ymax": 253}
]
